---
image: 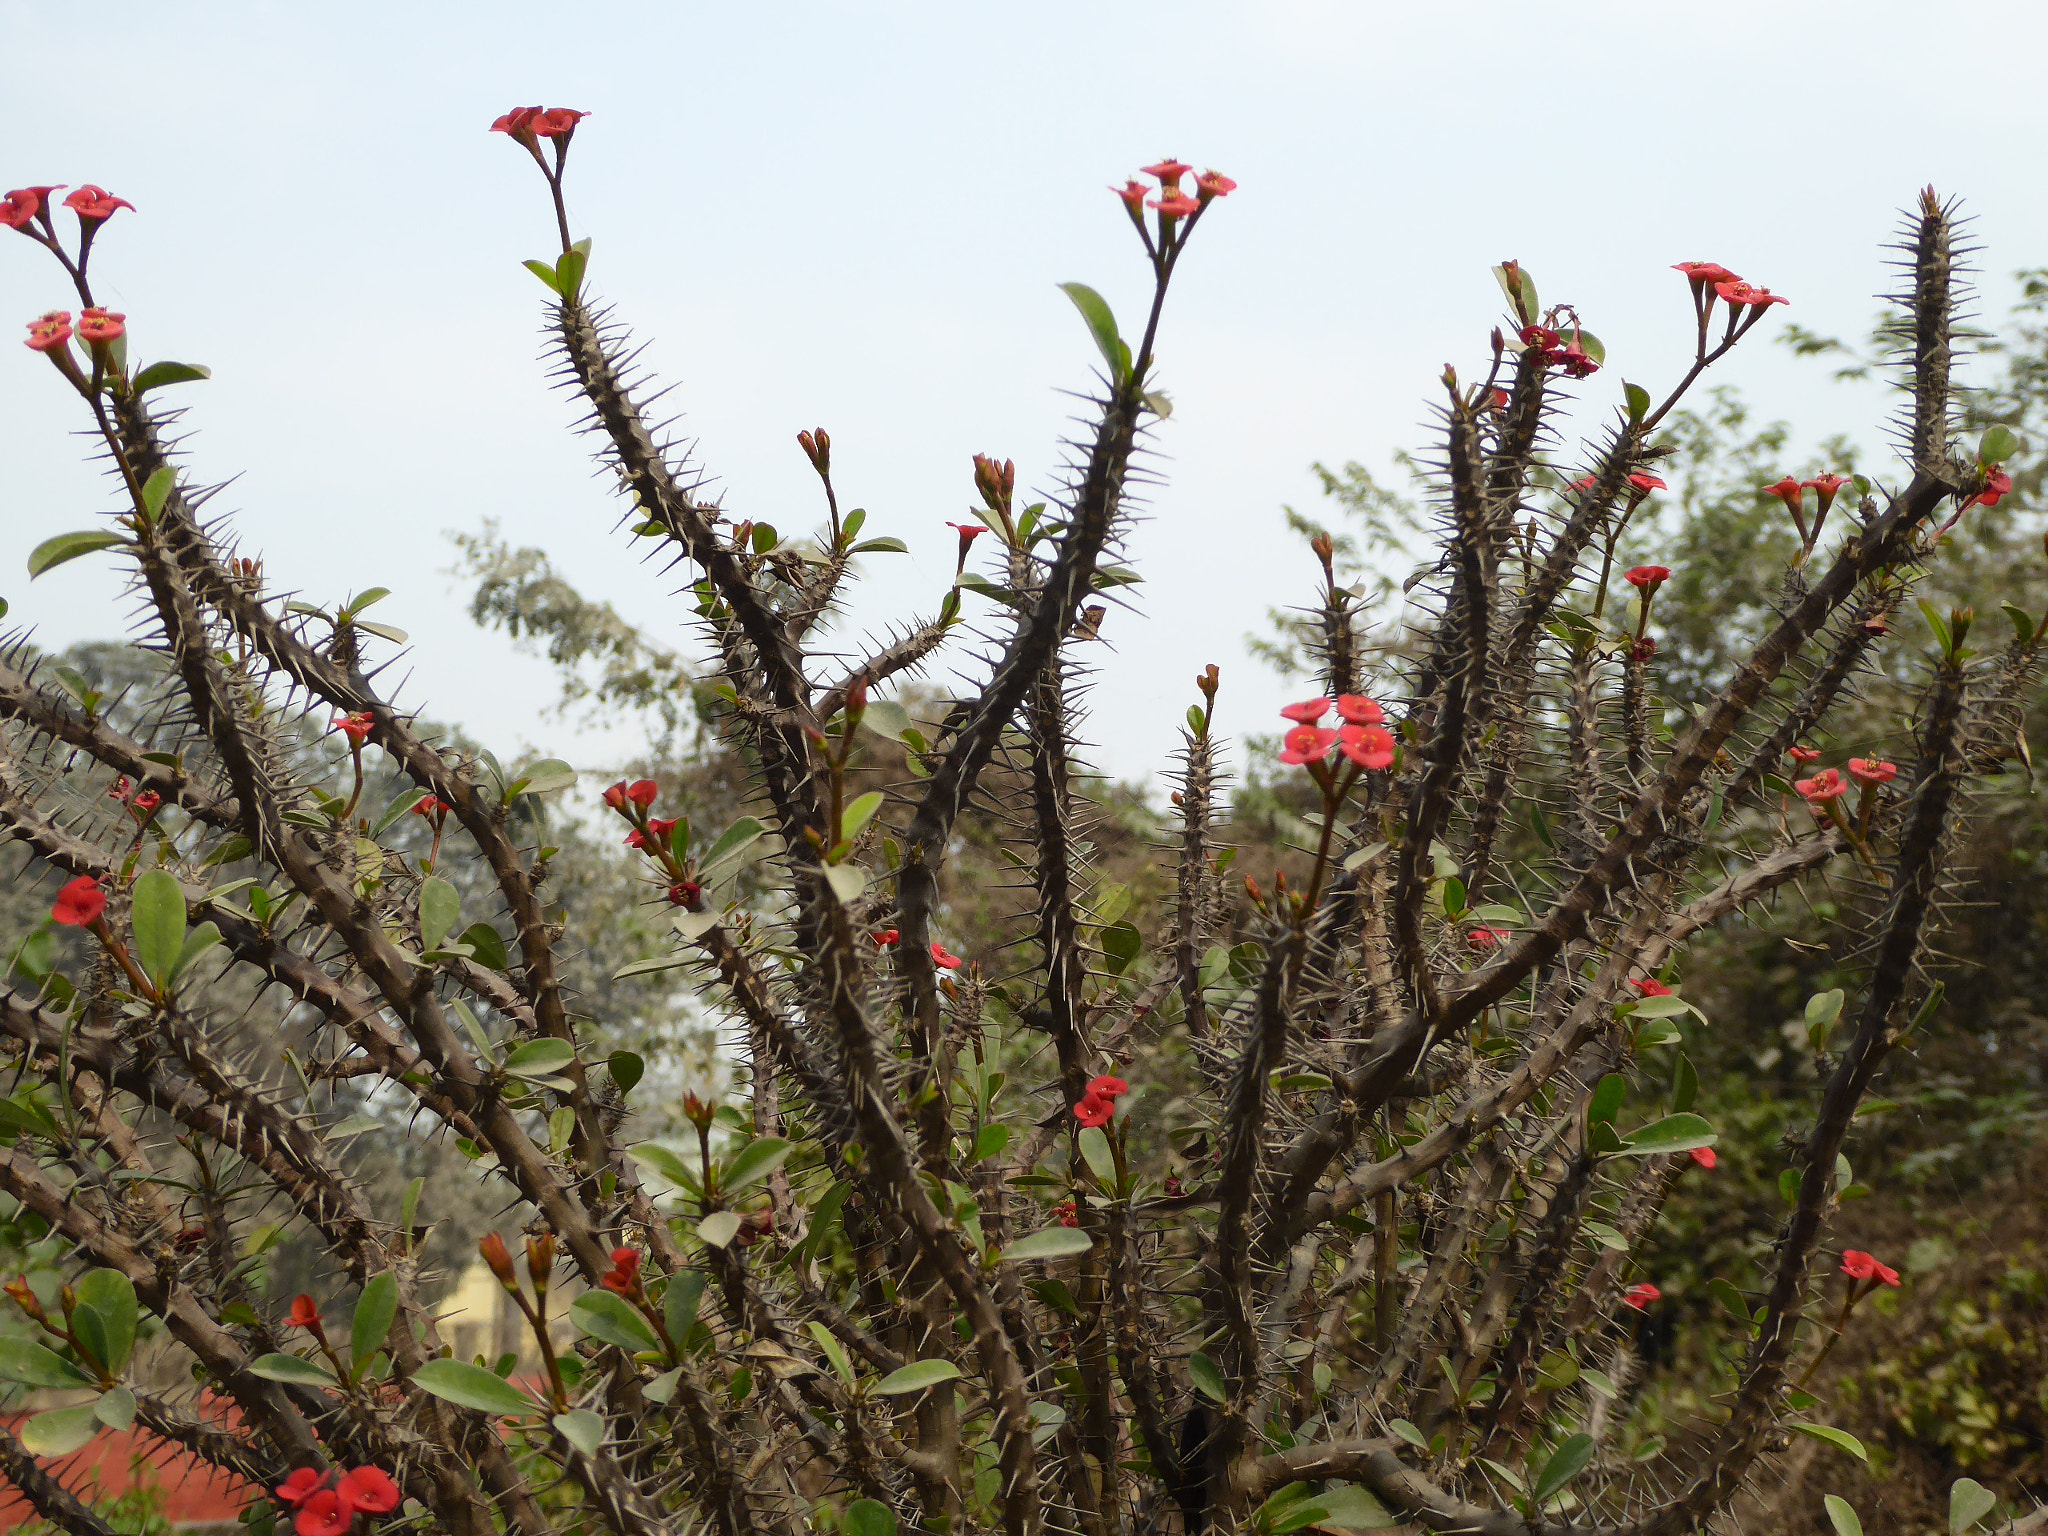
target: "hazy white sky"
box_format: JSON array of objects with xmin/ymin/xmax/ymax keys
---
[{"xmin": 6, "ymin": 1, "xmax": 2045, "ymax": 785}]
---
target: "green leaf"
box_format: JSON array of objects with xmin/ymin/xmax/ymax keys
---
[
  {"xmin": 1389, "ymin": 1418, "xmax": 1428, "ymax": 1449},
  {"xmin": 1188, "ymin": 1351, "xmax": 1227, "ymax": 1403},
  {"xmin": 1790, "ymin": 1422, "xmax": 1869, "ymax": 1463},
  {"xmin": 1058, "ymin": 282, "xmax": 1127, "ymax": 384},
  {"xmin": 555, "ymin": 244, "xmax": 589, "ymax": 300},
  {"xmin": 169, "ymin": 922, "xmax": 222, "ymax": 983},
  {"xmin": 94, "ymin": 1385, "xmax": 137, "ymax": 1430},
  {"xmin": 28, "ymin": 528, "xmax": 130, "ymax": 580},
  {"xmin": 1673, "ymin": 1054, "xmax": 1699, "ymax": 1113},
  {"xmin": 697, "ymin": 1211, "xmax": 744, "ymax": 1249},
  {"xmin": 248, "ymin": 1352, "xmax": 335, "ymax": 1387},
  {"xmin": 971, "ymin": 1123, "xmax": 1011, "ymax": 1161},
  {"xmin": 664, "ymin": 1270, "xmax": 706, "ymax": 1342},
  {"xmin": 523, "ymin": 258, "xmax": 565, "ymax": 295},
  {"xmin": 1532, "ymin": 1431, "xmax": 1596, "ymax": 1503},
  {"xmin": 517, "ymin": 759, "xmax": 578, "ymax": 796},
  {"xmin": 1624, "ymin": 382, "xmax": 1652, "ymax": 422},
  {"xmin": 1617, "ymin": 1113, "xmax": 1716, "ymax": 1156},
  {"xmin": 1310, "ymin": 1486, "xmax": 1394, "ymax": 1530},
  {"xmin": 608, "ymin": 1050, "xmax": 645, "ymax": 1093},
  {"xmin": 21, "ymin": 1402, "xmax": 101, "ymax": 1457},
  {"xmin": 351, "ymin": 1273, "xmax": 398, "ymax": 1379},
  {"xmin": 410, "ymin": 1358, "xmax": 538, "ymax": 1417},
  {"xmin": 1077, "ymin": 1126, "xmax": 1117, "ymax": 1185},
  {"xmin": 850, "ymin": 537, "xmax": 909, "ymax": 554},
  {"xmin": 1919, "ymin": 599, "xmax": 1954, "ymax": 655},
  {"xmin": 1950, "ymin": 1477, "xmax": 1997, "ymax": 1533},
  {"xmin": 2003, "ymin": 602, "xmax": 2036, "ymax": 645},
  {"xmin": 553, "ymin": 1408, "xmax": 604, "ymax": 1457},
  {"xmin": 0, "ymin": 1336, "xmax": 95, "ymax": 1389},
  {"xmin": 700, "ymin": 816, "xmax": 767, "ymax": 873},
  {"xmin": 140, "ymin": 465, "xmax": 177, "ymax": 521},
  {"xmin": 873, "ymin": 1358, "xmax": 961, "ymax": 1395},
  {"xmin": 1826, "ymin": 1495, "xmax": 1864, "ymax": 1536},
  {"xmin": 127, "ymin": 869, "xmax": 184, "ymax": 988},
  {"xmin": 723, "ymin": 1137, "xmax": 793, "ymax": 1193},
  {"xmin": 131, "ymin": 360, "xmax": 211, "ymax": 393},
  {"xmin": 503, "ymin": 1039, "xmax": 576, "ymax": 1078},
  {"xmin": 1003, "ymin": 1226, "xmax": 1094, "ymax": 1262},
  {"xmin": 570, "ymin": 1290, "xmax": 661, "ymax": 1355},
  {"xmin": 823, "ymin": 863, "xmax": 866, "ymax": 905},
  {"xmin": 844, "ymin": 1500, "xmax": 898, "ymax": 1536},
  {"xmin": 461, "ymin": 923, "xmax": 510, "ymax": 971},
  {"xmin": 1588, "ymin": 1073, "xmax": 1627, "ymax": 1127},
  {"xmin": 840, "ymin": 791, "xmax": 886, "ymax": 845},
  {"xmin": 1629, "ymin": 992, "xmax": 1691, "ymax": 1018},
  {"xmin": 630, "ymin": 1142, "xmax": 702, "ymax": 1194},
  {"xmin": 419, "ymin": 877, "xmax": 460, "ymax": 953},
  {"xmin": 75, "ymin": 1270, "xmax": 138, "ymax": 1373},
  {"xmin": 1978, "ymin": 424, "xmax": 2019, "ymax": 464}
]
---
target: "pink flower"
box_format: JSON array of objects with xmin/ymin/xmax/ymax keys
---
[
  {"xmin": 1334, "ymin": 695, "xmax": 1383, "ymax": 726},
  {"xmin": 947, "ymin": 521, "xmax": 989, "ymax": 561},
  {"xmin": 1140, "ymin": 159, "xmax": 1192, "ymax": 189},
  {"xmin": 1841, "ymin": 1250, "xmax": 1900, "ymax": 1287},
  {"xmin": 1467, "ymin": 928, "xmax": 1502, "ymax": 951},
  {"xmin": 1972, "ymin": 467, "xmax": 2013, "ymax": 509},
  {"xmin": 1795, "ymin": 769, "xmax": 1849, "ymax": 804},
  {"xmin": 531, "ymin": 108, "xmax": 588, "ymax": 137},
  {"xmin": 1195, "ymin": 170, "xmax": 1237, "ymax": 200},
  {"xmin": 338, "ymin": 1468, "xmax": 401, "ymax": 1516},
  {"xmin": 1631, "ymin": 977, "xmax": 1672, "ymax": 998},
  {"xmin": 1623, "ymin": 1282, "xmax": 1661, "ymax": 1310},
  {"xmin": 1, "ymin": 186, "xmax": 63, "ymax": 230},
  {"xmin": 77, "ymin": 308, "xmax": 124, "ymax": 343},
  {"xmin": 1279, "ymin": 725, "xmax": 1338, "ymax": 766},
  {"xmin": 491, "ymin": 106, "xmax": 544, "ymax": 138},
  {"xmin": 1628, "ymin": 473, "xmax": 1667, "ymax": 494},
  {"xmin": 1787, "ymin": 745, "xmax": 1821, "ymax": 764},
  {"xmin": 1087, "ymin": 1075, "xmax": 1130, "ymax": 1101},
  {"xmin": 1279, "ymin": 698, "xmax": 1330, "ymax": 724},
  {"xmin": 63, "ymin": 186, "xmax": 134, "ymax": 222},
  {"xmin": 1072, "ymin": 1094, "xmax": 1113, "ymax": 1128},
  {"xmin": 1147, "ymin": 193, "xmax": 1201, "ymax": 218},
  {"xmin": 274, "ymin": 1469, "xmax": 326, "ymax": 1508},
  {"xmin": 931, "ymin": 942, "xmax": 963, "ymax": 970},
  {"xmin": 1690, "ymin": 1147, "xmax": 1718, "ymax": 1170},
  {"xmin": 24, "ymin": 311, "xmax": 71, "ymax": 352},
  {"xmin": 1111, "ymin": 179, "xmax": 1147, "ymax": 214},
  {"xmin": 1625, "ymin": 565, "xmax": 1671, "ymax": 594},
  {"xmin": 295, "ymin": 1489, "xmax": 350, "ymax": 1536},
  {"xmin": 1338, "ymin": 723, "xmax": 1394, "ymax": 770},
  {"xmin": 1803, "ymin": 472, "xmax": 1850, "ymax": 511},
  {"xmin": 1761, "ymin": 475, "xmax": 1804, "ymax": 513},
  {"xmin": 1715, "ymin": 280, "xmax": 1786, "ymax": 309},
  {"xmin": 52, "ymin": 877, "xmax": 107, "ymax": 928},
  {"xmin": 1847, "ymin": 758, "xmax": 1897, "ymax": 785},
  {"xmin": 1673, "ymin": 261, "xmax": 1741, "ymax": 288}
]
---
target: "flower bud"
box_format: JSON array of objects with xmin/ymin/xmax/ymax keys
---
[
  {"xmin": 1197, "ymin": 664, "xmax": 1219, "ymax": 701},
  {"xmin": 1310, "ymin": 531, "xmax": 1334, "ymax": 577},
  {"xmin": 525, "ymin": 1233, "xmax": 556, "ymax": 1291},
  {"xmin": 683, "ymin": 1093, "xmax": 715, "ymax": 1130},
  {"xmin": 479, "ymin": 1232, "xmax": 519, "ymax": 1288},
  {"xmin": 4, "ymin": 1274, "xmax": 44, "ymax": 1323}
]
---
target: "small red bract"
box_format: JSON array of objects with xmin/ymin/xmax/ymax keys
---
[
  {"xmin": 1795, "ymin": 768, "xmax": 1848, "ymax": 803},
  {"xmin": 1690, "ymin": 1147, "xmax": 1718, "ymax": 1170},
  {"xmin": 288, "ymin": 1294, "xmax": 321, "ymax": 1329},
  {"xmin": 77, "ymin": 307, "xmax": 124, "ymax": 343},
  {"xmin": 1973, "ymin": 467, "xmax": 2013, "ymax": 509},
  {"xmin": 274, "ymin": 1469, "xmax": 325, "ymax": 1508},
  {"xmin": 1087, "ymin": 1075, "xmax": 1130, "ymax": 1101},
  {"xmin": 1140, "ymin": 159, "xmax": 1191, "ymax": 187},
  {"xmin": 1147, "ymin": 193, "xmax": 1200, "ymax": 218},
  {"xmin": 1624, "ymin": 1282, "xmax": 1662, "ymax": 1310},
  {"xmin": 1466, "ymin": 928, "xmax": 1501, "ymax": 951},
  {"xmin": 491, "ymin": 106, "xmax": 544, "ymax": 136},
  {"xmin": 24, "ymin": 311, "xmax": 71, "ymax": 352},
  {"xmin": 1672, "ymin": 261, "xmax": 1740, "ymax": 287},
  {"xmin": 1279, "ymin": 698, "xmax": 1330, "ymax": 724},
  {"xmin": 627, "ymin": 779, "xmax": 659, "ymax": 807},
  {"xmin": 1761, "ymin": 475, "xmax": 1804, "ymax": 511},
  {"xmin": 1787, "ymin": 745, "xmax": 1822, "ymax": 764},
  {"xmin": 531, "ymin": 108, "xmax": 588, "ymax": 137},
  {"xmin": 64, "ymin": 186, "xmax": 134, "ymax": 222},
  {"xmin": 1715, "ymin": 279, "xmax": 1787, "ymax": 309},
  {"xmin": 1, "ymin": 186, "xmax": 63, "ymax": 229},
  {"xmin": 1628, "ymin": 473, "xmax": 1667, "ymax": 493},
  {"xmin": 1072, "ymin": 1094, "xmax": 1113, "ymax": 1128},
  {"xmin": 296, "ymin": 1488, "xmax": 350, "ymax": 1536},
  {"xmin": 1625, "ymin": 565, "xmax": 1671, "ymax": 594},
  {"xmin": 1279, "ymin": 725, "xmax": 1338, "ymax": 766},
  {"xmin": 1195, "ymin": 170, "xmax": 1237, "ymax": 200},
  {"xmin": 931, "ymin": 942, "xmax": 963, "ymax": 970},
  {"xmin": 1848, "ymin": 758, "xmax": 1897, "ymax": 785},
  {"xmin": 1334, "ymin": 695, "xmax": 1383, "ymax": 726},
  {"xmin": 1110, "ymin": 180, "xmax": 1146, "ymax": 214},
  {"xmin": 1338, "ymin": 723, "xmax": 1394, "ymax": 770},
  {"xmin": 1803, "ymin": 471, "xmax": 1850, "ymax": 508},
  {"xmin": 872, "ymin": 929, "xmax": 899, "ymax": 947},
  {"xmin": 1054, "ymin": 1199, "xmax": 1079, "ymax": 1228},
  {"xmin": 51, "ymin": 876, "xmax": 106, "ymax": 927},
  {"xmin": 1841, "ymin": 1249, "xmax": 1901, "ymax": 1287},
  {"xmin": 332, "ymin": 712, "xmax": 373, "ymax": 745},
  {"xmin": 339, "ymin": 1466, "xmax": 401, "ymax": 1515}
]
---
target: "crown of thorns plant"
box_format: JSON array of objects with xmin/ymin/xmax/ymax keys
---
[{"xmin": 0, "ymin": 114, "xmax": 2038, "ymax": 1536}]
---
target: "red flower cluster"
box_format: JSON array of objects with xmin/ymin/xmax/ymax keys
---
[
  {"xmin": 1841, "ymin": 1249, "xmax": 1900, "ymax": 1287},
  {"xmin": 598, "ymin": 1246, "xmax": 642, "ymax": 1296},
  {"xmin": 275, "ymin": 1465, "xmax": 401, "ymax": 1536},
  {"xmin": 603, "ymin": 779, "xmax": 659, "ymax": 810},
  {"xmin": 1112, "ymin": 160, "xmax": 1234, "ymax": 224},
  {"xmin": 51, "ymin": 876, "xmax": 106, "ymax": 928},
  {"xmin": 1519, "ymin": 325, "xmax": 1598, "ymax": 379},
  {"xmin": 490, "ymin": 106, "xmax": 589, "ymax": 143},
  {"xmin": 1072, "ymin": 1074, "xmax": 1129, "ymax": 1129},
  {"xmin": 1277, "ymin": 696, "xmax": 1394, "ymax": 770},
  {"xmin": 1053, "ymin": 1200, "xmax": 1079, "ymax": 1228},
  {"xmin": 1623, "ymin": 1282, "xmax": 1662, "ymax": 1310}
]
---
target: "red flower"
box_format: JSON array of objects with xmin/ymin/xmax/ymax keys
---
[
  {"xmin": 1689, "ymin": 1147, "xmax": 1718, "ymax": 1170},
  {"xmin": 338, "ymin": 1467, "xmax": 400, "ymax": 1515},
  {"xmin": 132, "ymin": 790, "xmax": 162, "ymax": 816},
  {"xmin": 1087, "ymin": 1075, "xmax": 1130, "ymax": 1101},
  {"xmin": 1972, "ymin": 467, "xmax": 2013, "ymax": 509},
  {"xmin": 1520, "ymin": 324, "xmax": 1560, "ymax": 352},
  {"xmin": 63, "ymin": 186, "xmax": 134, "ymax": 222},
  {"xmin": 626, "ymin": 817, "xmax": 678, "ymax": 850},
  {"xmin": 24, "ymin": 311, "xmax": 72, "ymax": 352},
  {"xmin": 275, "ymin": 1470, "xmax": 326, "ymax": 1508},
  {"xmin": 626, "ymin": 779, "xmax": 659, "ymax": 807},
  {"xmin": 1194, "ymin": 170, "xmax": 1237, "ymax": 200},
  {"xmin": 1558, "ymin": 341, "xmax": 1599, "ymax": 379},
  {"xmin": 1715, "ymin": 280, "xmax": 1787, "ymax": 309},
  {"xmin": 1848, "ymin": 758, "xmax": 1897, "ymax": 785},
  {"xmin": 1673, "ymin": 261, "xmax": 1741, "ymax": 288},
  {"xmin": 602, "ymin": 781, "xmax": 628, "ymax": 810},
  {"xmin": 1624, "ymin": 565, "xmax": 1671, "ymax": 594},
  {"xmin": 332, "ymin": 712, "xmax": 373, "ymax": 745},
  {"xmin": 1841, "ymin": 1249, "xmax": 1900, "ymax": 1287},
  {"xmin": 478, "ymin": 1232, "xmax": 517, "ymax": 1284},
  {"xmin": 1623, "ymin": 1282, "xmax": 1661, "ymax": 1310},
  {"xmin": 1570, "ymin": 474, "xmax": 1597, "ymax": 492},
  {"xmin": 295, "ymin": 1489, "xmax": 351, "ymax": 1536},
  {"xmin": 1163, "ymin": 1176, "xmax": 1184, "ymax": 1198},
  {"xmin": 1631, "ymin": 977, "xmax": 1672, "ymax": 997},
  {"xmin": 1111, "ymin": 180, "xmax": 1147, "ymax": 214},
  {"xmin": 1334, "ymin": 695, "xmax": 1383, "ymax": 726},
  {"xmin": 1, "ymin": 186, "xmax": 63, "ymax": 230},
  {"xmin": 666, "ymin": 881, "xmax": 701, "ymax": 908},
  {"xmin": 76, "ymin": 308, "xmax": 124, "ymax": 343},
  {"xmin": 1796, "ymin": 768, "xmax": 1848, "ymax": 804},
  {"xmin": 931, "ymin": 942, "xmax": 963, "ymax": 970},
  {"xmin": 1628, "ymin": 473, "xmax": 1667, "ymax": 494},
  {"xmin": 1140, "ymin": 159, "xmax": 1192, "ymax": 189},
  {"xmin": 491, "ymin": 106, "xmax": 544, "ymax": 138},
  {"xmin": 1338, "ymin": 723, "xmax": 1394, "ymax": 770},
  {"xmin": 1787, "ymin": 745, "xmax": 1821, "ymax": 764},
  {"xmin": 1279, "ymin": 725, "xmax": 1338, "ymax": 766},
  {"xmin": 1279, "ymin": 698, "xmax": 1330, "ymax": 724},
  {"xmin": 51, "ymin": 877, "xmax": 107, "ymax": 927},
  {"xmin": 1467, "ymin": 928, "xmax": 1502, "ymax": 951},
  {"xmin": 1054, "ymin": 1200, "xmax": 1079, "ymax": 1228},
  {"xmin": 1072, "ymin": 1094, "xmax": 1113, "ymax": 1128},
  {"xmin": 599, "ymin": 1268, "xmax": 631, "ymax": 1293},
  {"xmin": 872, "ymin": 929, "xmax": 900, "ymax": 947},
  {"xmin": 531, "ymin": 108, "xmax": 588, "ymax": 137},
  {"xmin": 288, "ymin": 1294, "xmax": 322, "ymax": 1330},
  {"xmin": 1803, "ymin": 472, "xmax": 1850, "ymax": 510},
  {"xmin": 1147, "ymin": 193, "xmax": 1201, "ymax": 218},
  {"xmin": 947, "ymin": 521, "xmax": 989, "ymax": 561}
]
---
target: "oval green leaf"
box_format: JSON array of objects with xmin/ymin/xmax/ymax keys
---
[
  {"xmin": 1188, "ymin": 1351, "xmax": 1227, "ymax": 1404},
  {"xmin": 1058, "ymin": 282, "xmax": 1127, "ymax": 384},
  {"xmin": 1951, "ymin": 1477, "xmax": 1997, "ymax": 1534},
  {"xmin": 248, "ymin": 1352, "xmax": 335, "ymax": 1387},
  {"xmin": 75, "ymin": 1269, "xmax": 138, "ymax": 1373},
  {"xmin": 351, "ymin": 1272, "xmax": 398, "ymax": 1378},
  {"xmin": 873, "ymin": 1358, "xmax": 961, "ymax": 1396},
  {"xmin": 503, "ymin": 1038, "xmax": 576, "ymax": 1079},
  {"xmin": 20, "ymin": 1402, "xmax": 101, "ymax": 1457},
  {"xmin": 844, "ymin": 1500, "xmax": 898, "ymax": 1536},
  {"xmin": 722, "ymin": 1136, "xmax": 792, "ymax": 1193},
  {"xmin": 0, "ymin": 1336, "xmax": 94, "ymax": 1389},
  {"xmin": 28, "ymin": 530, "xmax": 129, "ymax": 580},
  {"xmin": 130, "ymin": 869, "xmax": 187, "ymax": 988},
  {"xmin": 1826, "ymin": 1495, "xmax": 1865, "ymax": 1536},
  {"xmin": 410, "ymin": 1357, "xmax": 538, "ymax": 1418},
  {"xmin": 1790, "ymin": 1422, "xmax": 1869, "ymax": 1463},
  {"xmin": 1617, "ymin": 1112, "xmax": 1717, "ymax": 1156},
  {"xmin": 553, "ymin": 1408, "xmax": 605, "ymax": 1457},
  {"xmin": 1002, "ymin": 1227, "xmax": 1095, "ymax": 1262},
  {"xmin": 131, "ymin": 361, "xmax": 211, "ymax": 393},
  {"xmin": 1532, "ymin": 1431, "xmax": 1596, "ymax": 1503},
  {"xmin": 569, "ymin": 1290, "xmax": 661, "ymax": 1356},
  {"xmin": 419, "ymin": 877, "xmax": 459, "ymax": 954}
]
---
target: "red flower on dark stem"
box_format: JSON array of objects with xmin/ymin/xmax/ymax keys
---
[
  {"xmin": 1972, "ymin": 467, "xmax": 2013, "ymax": 509},
  {"xmin": 1631, "ymin": 977, "xmax": 1672, "ymax": 997},
  {"xmin": 77, "ymin": 308, "xmax": 124, "ymax": 344},
  {"xmin": 626, "ymin": 779, "xmax": 658, "ymax": 807},
  {"xmin": 1715, "ymin": 280, "xmax": 1787, "ymax": 309},
  {"xmin": 1520, "ymin": 324, "xmax": 1560, "ymax": 351},
  {"xmin": 1672, "ymin": 261, "xmax": 1741, "ymax": 289},
  {"xmin": 1054, "ymin": 1200, "xmax": 1079, "ymax": 1228},
  {"xmin": 625, "ymin": 817, "xmax": 677, "ymax": 850},
  {"xmin": 872, "ymin": 929, "xmax": 900, "ymax": 947},
  {"xmin": 1788, "ymin": 745, "xmax": 1821, "ymax": 764},
  {"xmin": 491, "ymin": 106, "xmax": 544, "ymax": 138},
  {"xmin": 931, "ymin": 942, "xmax": 963, "ymax": 970},
  {"xmin": 1280, "ymin": 698, "xmax": 1330, "ymax": 724},
  {"xmin": 602, "ymin": 781, "xmax": 628, "ymax": 811},
  {"xmin": 332, "ymin": 713, "xmax": 373, "ymax": 745},
  {"xmin": 1111, "ymin": 180, "xmax": 1146, "ymax": 214},
  {"xmin": 132, "ymin": 790, "xmax": 162, "ymax": 817},
  {"xmin": 1628, "ymin": 473, "xmax": 1667, "ymax": 494},
  {"xmin": 1796, "ymin": 769, "xmax": 1848, "ymax": 804},
  {"xmin": 531, "ymin": 108, "xmax": 588, "ymax": 137},
  {"xmin": 1147, "ymin": 193, "xmax": 1200, "ymax": 219},
  {"xmin": 666, "ymin": 881, "xmax": 701, "ymax": 908},
  {"xmin": 1087, "ymin": 1075, "xmax": 1129, "ymax": 1101},
  {"xmin": 25, "ymin": 312, "xmax": 71, "ymax": 352},
  {"xmin": 1339, "ymin": 723, "xmax": 1394, "ymax": 770},
  {"xmin": 1624, "ymin": 1283, "xmax": 1661, "ymax": 1310},
  {"xmin": 295, "ymin": 1489, "xmax": 350, "ymax": 1536},
  {"xmin": 1841, "ymin": 1249, "xmax": 1900, "ymax": 1287},
  {"xmin": 64, "ymin": 186, "xmax": 134, "ymax": 223},
  {"xmin": 288, "ymin": 1294, "xmax": 322, "ymax": 1330},
  {"xmin": 1195, "ymin": 170, "xmax": 1236, "ymax": 200},
  {"xmin": 1625, "ymin": 565, "xmax": 1671, "ymax": 595},
  {"xmin": 597, "ymin": 1246, "xmax": 642, "ymax": 1294},
  {"xmin": 51, "ymin": 877, "xmax": 107, "ymax": 928},
  {"xmin": 1334, "ymin": 695, "xmax": 1383, "ymax": 726},
  {"xmin": 338, "ymin": 1467, "xmax": 401, "ymax": 1515},
  {"xmin": 1848, "ymin": 758, "xmax": 1897, "ymax": 785},
  {"xmin": 947, "ymin": 522, "xmax": 988, "ymax": 562},
  {"xmin": 1690, "ymin": 1147, "xmax": 1717, "ymax": 1170},
  {"xmin": 1072, "ymin": 1094, "xmax": 1113, "ymax": 1128},
  {"xmin": 274, "ymin": 1469, "xmax": 326, "ymax": 1508},
  {"xmin": 2, "ymin": 187, "xmax": 63, "ymax": 230},
  {"xmin": 1761, "ymin": 476, "xmax": 1805, "ymax": 514},
  {"xmin": 1279, "ymin": 725, "xmax": 1338, "ymax": 766},
  {"xmin": 1140, "ymin": 159, "xmax": 1191, "ymax": 189},
  {"xmin": 1803, "ymin": 472, "xmax": 1850, "ymax": 511},
  {"xmin": 1467, "ymin": 928, "xmax": 1502, "ymax": 951}
]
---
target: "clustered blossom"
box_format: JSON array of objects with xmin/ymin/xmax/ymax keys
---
[
  {"xmin": 1275, "ymin": 696, "xmax": 1394, "ymax": 770},
  {"xmin": 490, "ymin": 106, "xmax": 590, "ymax": 143},
  {"xmin": 602, "ymin": 779, "xmax": 659, "ymax": 810},
  {"xmin": 77, "ymin": 307, "xmax": 124, "ymax": 343},
  {"xmin": 1071, "ymin": 1074, "xmax": 1129, "ymax": 1129},
  {"xmin": 50, "ymin": 876, "xmax": 107, "ymax": 928},
  {"xmin": 274, "ymin": 1464, "xmax": 401, "ymax": 1536},
  {"xmin": 1841, "ymin": 1249, "xmax": 1901, "ymax": 1288},
  {"xmin": 1519, "ymin": 324, "xmax": 1599, "ymax": 379},
  {"xmin": 1110, "ymin": 158, "xmax": 1233, "ymax": 247}
]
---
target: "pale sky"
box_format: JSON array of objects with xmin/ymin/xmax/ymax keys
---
[{"xmin": 6, "ymin": 1, "xmax": 2044, "ymax": 785}]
